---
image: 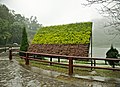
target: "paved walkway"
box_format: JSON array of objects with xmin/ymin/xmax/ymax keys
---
[{"xmin": 0, "ymin": 59, "xmax": 80, "ymax": 87}]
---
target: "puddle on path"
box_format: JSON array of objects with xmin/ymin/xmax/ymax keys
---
[{"xmin": 74, "ymin": 74, "xmax": 120, "ymax": 83}]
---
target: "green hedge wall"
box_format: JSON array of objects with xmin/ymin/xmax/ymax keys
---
[{"xmin": 32, "ymin": 22, "xmax": 92, "ymax": 44}]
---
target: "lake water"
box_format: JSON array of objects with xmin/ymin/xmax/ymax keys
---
[{"xmin": 91, "ymin": 47, "xmax": 120, "ymax": 58}]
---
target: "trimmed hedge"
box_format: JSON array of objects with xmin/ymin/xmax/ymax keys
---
[{"xmin": 32, "ymin": 22, "xmax": 92, "ymax": 44}]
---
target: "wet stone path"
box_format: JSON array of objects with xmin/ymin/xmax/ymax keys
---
[
  {"xmin": 0, "ymin": 55, "xmax": 120, "ymax": 87},
  {"xmin": 0, "ymin": 59, "xmax": 79, "ymax": 87}
]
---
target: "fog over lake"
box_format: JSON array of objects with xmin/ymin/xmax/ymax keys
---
[{"xmin": 92, "ymin": 18, "xmax": 120, "ymax": 58}]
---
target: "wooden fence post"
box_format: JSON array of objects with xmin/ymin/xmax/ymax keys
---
[
  {"xmin": 94, "ymin": 60, "xmax": 96, "ymax": 67},
  {"xmin": 58, "ymin": 57, "xmax": 60, "ymax": 63},
  {"xmin": 25, "ymin": 52, "xmax": 29, "ymax": 65},
  {"xmin": 91, "ymin": 58, "xmax": 93, "ymax": 70},
  {"xmin": 34, "ymin": 54, "xmax": 35, "ymax": 58},
  {"xmin": 69, "ymin": 57, "xmax": 73, "ymax": 76},
  {"xmin": 9, "ymin": 48, "xmax": 12, "ymax": 60},
  {"xmin": 50, "ymin": 57, "xmax": 52, "ymax": 65}
]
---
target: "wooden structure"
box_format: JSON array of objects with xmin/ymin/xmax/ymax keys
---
[{"xmin": 15, "ymin": 51, "xmax": 120, "ymax": 76}]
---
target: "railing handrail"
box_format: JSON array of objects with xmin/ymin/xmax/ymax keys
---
[
  {"xmin": 18, "ymin": 51, "xmax": 120, "ymax": 75},
  {"xmin": 19, "ymin": 51, "xmax": 120, "ymax": 61}
]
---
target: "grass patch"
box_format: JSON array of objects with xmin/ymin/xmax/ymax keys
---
[
  {"xmin": 16, "ymin": 57, "xmax": 68, "ymax": 74},
  {"xmin": 74, "ymin": 60, "xmax": 90, "ymax": 64}
]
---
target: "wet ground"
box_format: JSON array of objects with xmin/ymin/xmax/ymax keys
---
[
  {"xmin": 0, "ymin": 59, "xmax": 78, "ymax": 87},
  {"xmin": 0, "ymin": 53, "xmax": 120, "ymax": 87}
]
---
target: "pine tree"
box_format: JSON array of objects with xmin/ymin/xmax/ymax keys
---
[{"xmin": 20, "ymin": 27, "xmax": 29, "ymax": 55}]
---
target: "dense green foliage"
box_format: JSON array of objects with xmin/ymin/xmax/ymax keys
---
[
  {"xmin": 0, "ymin": 4, "xmax": 14, "ymax": 45},
  {"xmin": 106, "ymin": 45, "xmax": 119, "ymax": 68},
  {"xmin": 0, "ymin": 4, "xmax": 41, "ymax": 46},
  {"xmin": 32, "ymin": 22, "xmax": 92, "ymax": 44},
  {"xmin": 20, "ymin": 27, "xmax": 29, "ymax": 51}
]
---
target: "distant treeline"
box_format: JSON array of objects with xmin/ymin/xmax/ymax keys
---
[{"xmin": 0, "ymin": 4, "xmax": 42, "ymax": 46}]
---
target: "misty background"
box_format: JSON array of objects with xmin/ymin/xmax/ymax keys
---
[
  {"xmin": 0, "ymin": 0, "xmax": 120, "ymax": 58},
  {"xmin": 92, "ymin": 18, "xmax": 120, "ymax": 57}
]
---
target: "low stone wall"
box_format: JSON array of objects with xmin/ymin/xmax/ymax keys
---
[{"xmin": 28, "ymin": 44, "xmax": 89, "ymax": 57}]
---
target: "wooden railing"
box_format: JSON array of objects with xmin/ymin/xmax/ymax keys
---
[{"xmin": 9, "ymin": 50, "xmax": 120, "ymax": 76}]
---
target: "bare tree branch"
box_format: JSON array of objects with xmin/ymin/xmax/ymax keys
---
[{"xmin": 85, "ymin": 0, "xmax": 120, "ymax": 36}]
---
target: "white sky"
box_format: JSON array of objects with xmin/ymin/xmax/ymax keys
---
[{"xmin": 0, "ymin": 0, "xmax": 102, "ymax": 26}]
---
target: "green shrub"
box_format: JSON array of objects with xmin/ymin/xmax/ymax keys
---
[{"xmin": 106, "ymin": 45, "xmax": 119, "ymax": 68}]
